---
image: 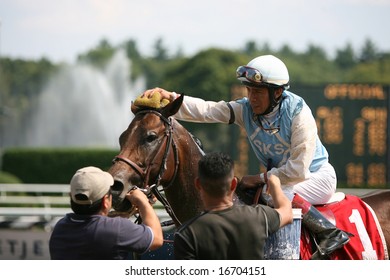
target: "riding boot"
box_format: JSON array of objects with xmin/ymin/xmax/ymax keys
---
[{"xmin": 292, "ymin": 194, "xmax": 351, "ymax": 259}]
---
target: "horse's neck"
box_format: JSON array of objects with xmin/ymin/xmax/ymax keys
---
[{"xmin": 164, "ymin": 123, "xmax": 204, "ymax": 222}]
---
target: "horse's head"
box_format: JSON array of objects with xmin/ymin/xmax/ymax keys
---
[{"xmin": 108, "ymin": 95, "xmax": 184, "ymax": 213}]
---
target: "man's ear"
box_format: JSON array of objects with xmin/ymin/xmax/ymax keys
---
[
  {"xmin": 102, "ymin": 194, "xmax": 111, "ymax": 211},
  {"xmin": 230, "ymin": 176, "xmax": 238, "ymax": 192},
  {"xmin": 275, "ymin": 87, "xmax": 284, "ymax": 98}
]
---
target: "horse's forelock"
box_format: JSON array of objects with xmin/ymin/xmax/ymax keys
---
[{"xmin": 131, "ymin": 104, "xmax": 162, "ymax": 115}]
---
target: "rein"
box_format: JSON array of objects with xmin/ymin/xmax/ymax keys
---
[{"xmin": 112, "ymin": 110, "xmax": 182, "ymax": 226}]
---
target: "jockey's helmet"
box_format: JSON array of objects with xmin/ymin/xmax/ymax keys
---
[{"xmin": 236, "ymin": 55, "xmax": 290, "ymax": 90}]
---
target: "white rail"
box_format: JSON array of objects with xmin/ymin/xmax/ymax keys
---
[{"xmin": 0, "ymin": 184, "xmax": 169, "ymax": 230}]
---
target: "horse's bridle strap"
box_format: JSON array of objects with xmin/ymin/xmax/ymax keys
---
[
  {"xmin": 113, "ymin": 155, "xmax": 145, "ymax": 178},
  {"xmin": 112, "ymin": 109, "xmax": 181, "ymax": 226}
]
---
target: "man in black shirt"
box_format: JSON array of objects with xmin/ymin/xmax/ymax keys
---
[{"xmin": 174, "ymin": 152, "xmax": 293, "ymax": 259}]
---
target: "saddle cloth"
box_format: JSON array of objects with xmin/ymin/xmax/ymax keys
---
[{"xmin": 300, "ymin": 194, "xmax": 388, "ymax": 260}]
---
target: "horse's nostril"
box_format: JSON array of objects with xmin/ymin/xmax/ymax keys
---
[
  {"xmin": 111, "ymin": 180, "xmax": 125, "ymax": 209},
  {"xmin": 110, "ymin": 180, "xmax": 133, "ymax": 212},
  {"xmin": 111, "ymin": 180, "xmax": 124, "ymax": 193}
]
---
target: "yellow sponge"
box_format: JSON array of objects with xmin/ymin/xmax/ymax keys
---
[
  {"xmin": 133, "ymin": 91, "xmax": 170, "ymax": 108},
  {"xmin": 161, "ymin": 98, "xmax": 170, "ymax": 107}
]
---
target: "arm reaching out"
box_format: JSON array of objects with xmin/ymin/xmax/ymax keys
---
[
  {"xmin": 126, "ymin": 189, "xmax": 163, "ymax": 250},
  {"xmin": 267, "ymin": 174, "xmax": 293, "ymax": 228}
]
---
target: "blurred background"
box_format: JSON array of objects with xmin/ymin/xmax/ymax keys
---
[
  {"xmin": 1, "ymin": 0, "xmax": 390, "ymax": 186},
  {"xmin": 1, "ymin": 0, "xmax": 390, "ymax": 260}
]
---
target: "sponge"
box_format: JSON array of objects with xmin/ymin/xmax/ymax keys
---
[{"xmin": 133, "ymin": 91, "xmax": 169, "ymax": 108}]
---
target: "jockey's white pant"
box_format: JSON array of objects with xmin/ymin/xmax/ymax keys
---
[{"xmin": 281, "ymin": 162, "xmax": 337, "ymax": 205}]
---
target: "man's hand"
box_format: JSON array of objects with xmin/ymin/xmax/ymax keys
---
[
  {"xmin": 125, "ymin": 188, "xmax": 164, "ymax": 250},
  {"xmin": 142, "ymin": 87, "xmax": 173, "ymax": 101},
  {"xmin": 125, "ymin": 189, "xmax": 149, "ymax": 208}
]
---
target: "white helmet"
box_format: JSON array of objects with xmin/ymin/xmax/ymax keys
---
[{"xmin": 236, "ymin": 55, "xmax": 290, "ymax": 89}]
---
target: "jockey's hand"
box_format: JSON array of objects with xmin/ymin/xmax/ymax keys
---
[
  {"xmin": 142, "ymin": 87, "xmax": 173, "ymax": 101},
  {"xmin": 238, "ymin": 175, "xmax": 263, "ymax": 190}
]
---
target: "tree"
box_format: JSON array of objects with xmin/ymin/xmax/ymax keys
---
[
  {"xmin": 174, "ymin": 46, "xmax": 185, "ymax": 59},
  {"xmin": 158, "ymin": 48, "xmax": 247, "ymax": 152},
  {"xmin": 305, "ymin": 44, "xmax": 328, "ymax": 60},
  {"xmin": 288, "ymin": 44, "xmax": 340, "ymax": 84},
  {"xmin": 359, "ymin": 38, "xmax": 378, "ymax": 62},
  {"xmin": 153, "ymin": 38, "xmax": 169, "ymax": 61},
  {"xmin": 335, "ymin": 42, "xmax": 357, "ymax": 69},
  {"xmin": 123, "ymin": 39, "xmax": 141, "ymax": 61},
  {"xmin": 243, "ymin": 40, "xmax": 258, "ymax": 56},
  {"xmin": 278, "ymin": 44, "xmax": 296, "ymax": 57},
  {"xmin": 122, "ymin": 39, "xmax": 143, "ymax": 80},
  {"xmin": 77, "ymin": 39, "xmax": 115, "ymax": 68}
]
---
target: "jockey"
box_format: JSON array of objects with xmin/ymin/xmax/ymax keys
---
[{"xmin": 141, "ymin": 54, "xmax": 350, "ymax": 259}]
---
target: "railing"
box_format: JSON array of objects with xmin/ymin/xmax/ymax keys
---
[
  {"xmin": 0, "ymin": 184, "xmax": 379, "ymax": 260},
  {"xmin": 0, "ymin": 183, "xmax": 173, "ymax": 260},
  {"xmin": 0, "ymin": 184, "xmax": 169, "ymax": 231}
]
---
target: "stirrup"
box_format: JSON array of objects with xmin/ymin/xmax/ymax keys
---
[
  {"xmin": 311, "ymin": 250, "xmax": 331, "ymax": 260},
  {"xmin": 310, "ymin": 230, "xmax": 351, "ymax": 259}
]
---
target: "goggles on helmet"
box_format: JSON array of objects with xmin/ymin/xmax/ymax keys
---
[{"xmin": 236, "ymin": 66, "xmax": 263, "ymax": 84}]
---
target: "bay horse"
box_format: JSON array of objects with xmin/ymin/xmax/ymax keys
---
[
  {"xmin": 108, "ymin": 94, "xmax": 390, "ymax": 260},
  {"xmin": 108, "ymin": 94, "xmax": 203, "ymax": 226}
]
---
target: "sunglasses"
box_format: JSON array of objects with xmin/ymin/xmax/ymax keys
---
[{"xmin": 236, "ymin": 66, "xmax": 263, "ymax": 84}]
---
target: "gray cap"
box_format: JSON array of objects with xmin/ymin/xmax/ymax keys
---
[{"xmin": 70, "ymin": 166, "xmax": 113, "ymax": 205}]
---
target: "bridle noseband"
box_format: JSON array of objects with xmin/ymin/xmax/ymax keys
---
[
  {"xmin": 112, "ymin": 109, "xmax": 181, "ymax": 225},
  {"xmin": 113, "ymin": 155, "xmax": 146, "ymax": 179}
]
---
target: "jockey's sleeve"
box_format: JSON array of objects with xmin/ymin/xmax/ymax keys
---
[
  {"xmin": 268, "ymin": 105, "xmax": 317, "ymax": 185},
  {"xmin": 174, "ymin": 95, "xmax": 232, "ymax": 124}
]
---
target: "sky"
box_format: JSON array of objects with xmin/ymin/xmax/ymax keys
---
[{"xmin": 0, "ymin": 0, "xmax": 390, "ymax": 63}]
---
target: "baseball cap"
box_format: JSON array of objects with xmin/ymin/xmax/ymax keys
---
[{"xmin": 70, "ymin": 166, "xmax": 114, "ymax": 205}]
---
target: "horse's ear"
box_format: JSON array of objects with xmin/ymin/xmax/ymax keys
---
[
  {"xmin": 161, "ymin": 94, "xmax": 184, "ymax": 118},
  {"xmin": 131, "ymin": 101, "xmax": 140, "ymax": 114}
]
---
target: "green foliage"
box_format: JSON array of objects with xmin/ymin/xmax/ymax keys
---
[
  {"xmin": 161, "ymin": 48, "xmax": 247, "ymax": 100},
  {"xmin": 1, "ymin": 36, "xmax": 390, "ymax": 173},
  {"xmin": 346, "ymin": 59, "xmax": 390, "ymax": 83},
  {"xmin": 122, "ymin": 39, "xmax": 144, "ymax": 81},
  {"xmin": 335, "ymin": 42, "xmax": 357, "ymax": 69},
  {"xmin": 153, "ymin": 38, "xmax": 169, "ymax": 61},
  {"xmin": 1, "ymin": 37, "xmax": 389, "ymax": 107},
  {"xmin": 77, "ymin": 39, "xmax": 116, "ymax": 68},
  {"xmin": 0, "ymin": 57, "xmax": 57, "ymax": 111},
  {"xmin": 1, "ymin": 148, "xmax": 118, "ymax": 184},
  {"xmin": 0, "ymin": 171, "xmax": 22, "ymax": 183},
  {"xmin": 359, "ymin": 38, "xmax": 379, "ymax": 62},
  {"xmin": 157, "ymin": 49, "xmax": 248, "ymax": 152}
]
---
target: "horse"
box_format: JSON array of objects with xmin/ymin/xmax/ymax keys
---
[
  {"xmin": 108, "ymin": 94, "xmax": 203, "ymax": 226},
  {"xmin": 108, "ymin": 94, "xmax": 390, "ymax": 260},
  {"xmin": 360, "ymin": 191, "xmax": 390, "ymax": 256}
]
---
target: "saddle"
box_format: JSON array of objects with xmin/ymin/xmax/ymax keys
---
[
  {"xmin": 235, "ymin": 187, "xmax": 388, "ymax": 260},
  {"xmin": 301, "ymin": 194, "xmax": 388, "ymax": 260}
]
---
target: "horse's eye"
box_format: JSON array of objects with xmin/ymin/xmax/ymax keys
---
[{"xmin": 145, "ymin": 132, "xmax": 158, "ymax": 143}]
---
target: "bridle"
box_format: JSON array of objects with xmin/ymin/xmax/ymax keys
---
[{"xmin": 112, "ymin": 109, "xmax": 181, "ymax": 226}]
